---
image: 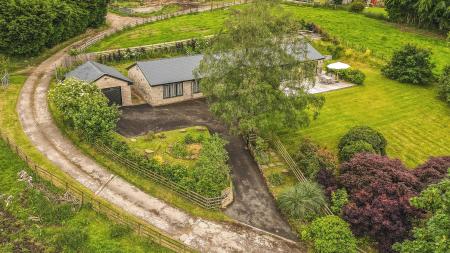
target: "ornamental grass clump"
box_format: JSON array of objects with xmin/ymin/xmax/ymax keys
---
[{"xmin": 278, "ymin": 181, "xmax": 326, "ymax": 221}]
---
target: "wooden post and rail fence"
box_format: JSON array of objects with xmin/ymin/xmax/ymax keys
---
[
  {"xmin": 0, "ymin": 131, "xmax": 196, "ymax": 253},
  {"xmin": 94, "ymin": 142, "xmax": 233, "ymax": 210},
  {"xmin": 266, "ymin": 135, "xmax": 367, "ymax": 253}
]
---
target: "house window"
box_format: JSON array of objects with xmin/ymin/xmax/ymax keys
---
[
  {"xmin": 193, "ymin": 79, "xmax": 201, "ymax": 94},
  {"xmin": 163, "ymin": 82, "xmax": 183, "ymax": 99}
]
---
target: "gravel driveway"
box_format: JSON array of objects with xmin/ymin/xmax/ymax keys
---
[{"xmin": 118, "ymin": 99, "xmax": 296, "ymax": 240}]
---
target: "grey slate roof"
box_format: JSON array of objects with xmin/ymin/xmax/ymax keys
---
[
  {"xmin": 133, "ymin": 43, "xmax": 324, "ymax": 86},
  {"xmin": 65, "ymin": 61, "xmax": 132, "ymax": 84},
  {"xmin": 134, "ymin": 55, "xmax": 203, "ymax": 86}
]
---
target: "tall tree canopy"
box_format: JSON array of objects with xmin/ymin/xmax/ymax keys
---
[
  {"xmin": 0, "ymin": 0, "xmax": 109, "ymax": 56},
  {"xmin": 196, "ymin": 0, "xmax": 323, "ymax": 136},
  {"xmin": 385, "ymin": 0, "xmax": 449, "ymax": 32}
]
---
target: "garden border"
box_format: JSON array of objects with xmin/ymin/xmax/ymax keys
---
[
  {"xmin": 0, "ymin": 131, "xmax": 196, "ymax": 253},
  {"xmin": 95, "ymin": 142, "xmax": 233, "ymax": 210}
]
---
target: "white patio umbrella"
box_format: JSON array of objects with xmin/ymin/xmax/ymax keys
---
[{"xmin": 327, "ymin": 62, "xmax": 350, "ymax": 81}]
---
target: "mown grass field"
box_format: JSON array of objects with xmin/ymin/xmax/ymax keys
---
[
  {"xmin": 283, "ymin": 4, "xmax": 449, "ymax": 70},
  {"xmin": 87, "ymin": 7, "xmax": 234, "ymax": 52},
  {"xmin": 90, "ymin": 4, "xmax": 449, "ymax": 71},
  {"xmin": 0, "ymin": 139, "xmax": 172, "ymax": 253},
  {"xmin": 279, "ymin": 60, "xmax": 450, "ymax": 168}
]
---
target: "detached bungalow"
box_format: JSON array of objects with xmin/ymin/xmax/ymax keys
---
[
  {"xmin": 65, "ymin": 61, "xmax": 133, "ymax": 106},
  {"xmin": 128, "ymin": 55, "xmax": 204, "ymax": 107},
  {"xmin": 128, "ymin": 43, "xmax": 325, "ymax": 107}
]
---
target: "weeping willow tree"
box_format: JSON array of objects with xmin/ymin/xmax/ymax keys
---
[{"xmin": 195, "ymin": 0, "xmax": 324, "ymax": 136}]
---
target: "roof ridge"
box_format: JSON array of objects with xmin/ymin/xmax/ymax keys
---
[
  {"xmin": 86, "ymin": 61, "xmax": 106, "ymax": 76},
  {"xmin": 137, "ymin": 54, "xmax": 204, "ymax": 64}
]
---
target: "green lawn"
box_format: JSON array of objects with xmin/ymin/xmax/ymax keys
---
[
  {"xmin": 0, "ymin": 139, "xmax": 172, "ymax": 253},
  {"xmin": 279, "ymin": 60, "xmax": 450, "ymax": 168},
  {"xmin": 363, "ymin": 7, "xmax": 387, "ymax": 17},
  {"xmin": 87, "ymin": 7, "xmax": 234, "ymax": 52}
]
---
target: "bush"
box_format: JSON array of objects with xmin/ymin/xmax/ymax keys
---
[
  {"xmin": 171, "ymin": 142, "xmax": 189, "ymax": 158},
  {"xmin": 339, "ymin": 140, "xmax": 375, "ymax": 162},
  {"xmin": 49, "ymin": 78, "xmax": 120, "ymax": 142},
  {"xmin": 278, "ymin": 181, "xmax": 326, "ymax": 220},
  {"xmin": 437, "ymin": 65, "xmax": 450, "ymax": 105},
  {"xmin": 338, "ymin": 126, "xmax": 387, "ymax": 156},
  {"xmin": 302, "ymin": 215, "xmax": 357, "ymax": 253},
  {"xmin": 183, "ymin": 133, "xmax": 195, "ymax": 144},
  {"xmin": 412, "ymin": 156, "xmax": 450, "ymax": 189},
  {"xmin": 331, "ymin": 188, "xmax": 349, "ymax": 214},
  {"xmin": 268, "ymin": 173, "xmax": 285, "ymax": 186},
  {"xmin": 393, "ymin": 173, "xmax": 450, "ymax": 253},
  {"xmin": 339, "ymin": 69, "xmax": 366, "ymax": 84},
  {"xmin": 339, "ymin": 153, "xmax": 422, "ymax": 253},
  {"xmin": 295, "ymin": 138, "xmax": 338, "ymax": 179},
  {"xmin": 254, "ymin": 137, "xmax": 269, "ymax": 164},
  {"xmin": 349, "ymin": 1, "xmax": 366, "ymax": 13},
  {"xmin": 382, "ymin": 44, "xmax": 435, "ymax": 85},
  {"xmin": 191, "ymin": 134, "xmax": 230, "ymax": 197}
]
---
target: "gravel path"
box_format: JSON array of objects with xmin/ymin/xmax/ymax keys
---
[{"xmin": 16, "ymin": 14, "xmax": 305, "ymax": 253}]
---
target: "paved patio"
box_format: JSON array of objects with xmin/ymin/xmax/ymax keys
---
[{"xmin": 308, "ymin": 81, "xmax": 354, "ymax": 94}]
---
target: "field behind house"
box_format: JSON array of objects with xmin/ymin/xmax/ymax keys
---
[{"xmin": 90, "ymin": 4, "xmax": 449, "ymax": 70}]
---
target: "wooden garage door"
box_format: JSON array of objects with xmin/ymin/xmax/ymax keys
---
[{"xmin": 102, "ymin": 87, "xmax": 122, "ymax": 106}]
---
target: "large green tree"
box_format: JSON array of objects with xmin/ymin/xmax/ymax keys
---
[
  {"xmin": 0, "ymin": 0, "xmax": 109, "ymax": 56},
  {"xmin": 195, "ymin": 0, "xmax": 323, "ymax": 136},
  {"xmin": 385, "ymin": 0, "xmax": 449, "ymax": 32}
]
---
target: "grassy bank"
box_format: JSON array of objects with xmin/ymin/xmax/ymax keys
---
[
  {"xmin": 87, "ymin": 7, "xmax": 235, "ymax": 52},
  {"xmin": 279, "ymin": 60, "xmax": 450, "ymax": 168},
  {"xmin": 0, "ymin": 138, "xmax": 172, "ymax": 252}
]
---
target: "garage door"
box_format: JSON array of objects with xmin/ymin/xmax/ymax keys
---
[{"xmin": 102, "ymin": 87, "xmax": 122, "ymax": 106}]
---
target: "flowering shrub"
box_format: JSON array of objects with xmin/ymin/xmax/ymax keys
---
[{"xmin": 49, "ymin": 78, "xmax": 120, "ymax": 142}]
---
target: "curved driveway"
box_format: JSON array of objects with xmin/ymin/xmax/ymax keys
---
[
  {"xmin": 16, "ymin": 14, "xmax": 304, "ymax": 252},
  {"xmin": 118, "ymin": 100, "xmax": 296, "ymax": 240}
]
